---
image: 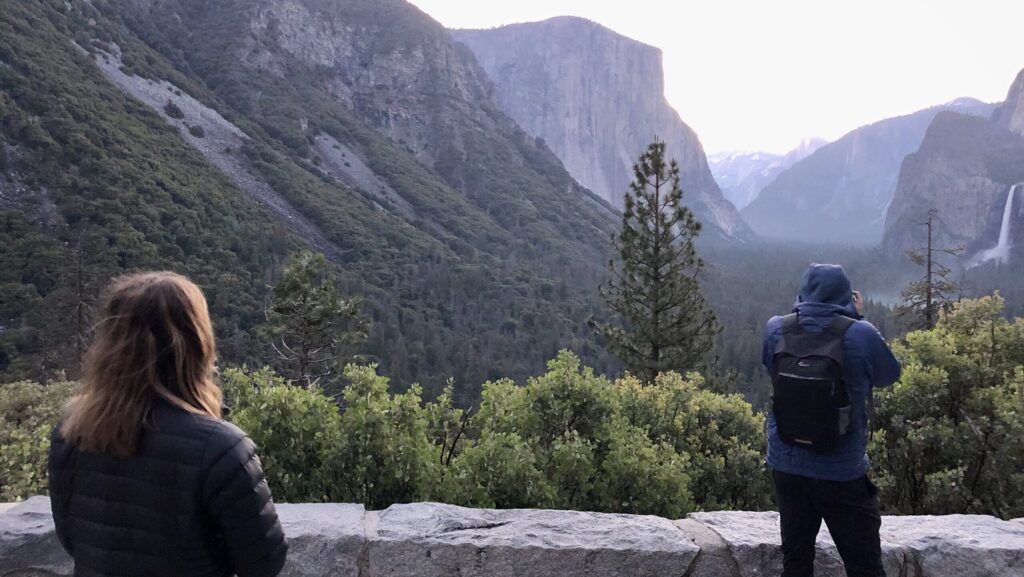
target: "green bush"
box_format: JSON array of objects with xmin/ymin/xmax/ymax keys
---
[
  {"xmin": 594, "ymin": 417, "xmax": 693, "ymax": 517},
  {"xmin": 222, "ymin": 367, "xmax": 342, "ymax": 503},
  {"xmin": 436, "ymin": 351, "xmax": 764, "ymax": 516},
  {"xmin": 164, "ymin": 99, "xmax": 184, "ymax": 119},
  {"xmin": 0, "ymin": 381, "xmax": 75, "ymax": 500},
  {"xmin": 331, "ymin": 364, "xmax": 437, "ymax": 508},
  {"xmin": 218, "ymin": 354, "xmax": 766, "ymax": 516},
  {"xmin": 1, "ymin": 355, "xmax": 769, "ymax": 516},
  {"xmin": 619, "ymin": 372, "xmax": 771, "ymax": 510},
  {"xmin": 871, "ymin": 295, "xmax": 1024, "ymax": 519},
  {"xmin": 440, "ymin": 430, "xmax": 555, "ymax": 509}
]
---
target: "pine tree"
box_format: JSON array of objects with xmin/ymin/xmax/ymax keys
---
[
  {"xmin": 592, "ymin": 141, "xmax": 720, "ymax": 383},
  {"xmin": 898, "ymin": 210, "xmax": 963, "ymax": 330},
  {"xmin": 264, "ymin": 251, "xmax": 367, "ymax": 388},
  {"xmin": 37, "ymin": 213, "xmax": 119, "ymax": 379}
]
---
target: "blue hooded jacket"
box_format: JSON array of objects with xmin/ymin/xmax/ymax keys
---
[{"xmin": 763, "ymin": 264, "xmax": 901, "ymax": 481}]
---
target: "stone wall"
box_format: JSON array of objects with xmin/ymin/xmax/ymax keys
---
[{"xmin": 2, "ymin": 497, "xmax": 1022, "ymax": 576}]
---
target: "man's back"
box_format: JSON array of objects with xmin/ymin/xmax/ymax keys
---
[
  {"xmin": 763, "ymin": 309, "xmax": 901, "ymax": 481},
  {"xmin": 763, "ymin": 263, "xmax": 900, "ymax": 577}
]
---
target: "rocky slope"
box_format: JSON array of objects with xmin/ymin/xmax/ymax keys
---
[
  {"xmin": 453, "ymin": 17, "xmax": 752, "ymax": 241},
  {"xmin": 883, "ymin": 69, "xmax": 1024, "ymax": 257},
  {"xmin": 0, "ymin": 0, "xmax": 623, "ymax": 389},
  {"xmin": 742, "ymin": 98, "xmax": 995, "ymax": 245},
  {"xmin": 709, "ymin": 138, "xmax": 826, "ymax": 210}
]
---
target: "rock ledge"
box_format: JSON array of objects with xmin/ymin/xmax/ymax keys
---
[{"xmin": 2, "ymin": 497, "xmax": 1022, "ymax": 576}]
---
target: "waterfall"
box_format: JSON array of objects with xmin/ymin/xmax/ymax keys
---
[
  {"xmin": 977, "ymin": 184, "xmax": 1020, "ymax": 265},
  {"xmin": 998, "ymin": 185, "xmax": 1018, "ymax": 247}
]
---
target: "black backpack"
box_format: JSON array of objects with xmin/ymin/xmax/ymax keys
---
[{"xmin": 771, "ymin": 313, "xmax": 855, "ymax": 452}]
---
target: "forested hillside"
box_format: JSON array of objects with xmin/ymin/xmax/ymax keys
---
[
  {"xmin": 0, "ymin": 0, "xmax": 295, "ymax": 377},
  {"xmin": 6, "ymin": 0, "xmax": 1022, "ymax": 412},
  {"xmin": 0, "ymin": 0, "xmax": 621, "ymax": 398}
]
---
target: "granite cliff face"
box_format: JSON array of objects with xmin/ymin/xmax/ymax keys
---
[
  {"xmin": 235, "ymin": 1, "xmax": 616, "ymax": 224},
  {"xmin": 453, "ymin": 17, "xmax": 752, "ymax": 241},
  {"xmin": 742, "ymin": 99, "xmax": 994, "ymax": 245},
  {"xmin": 709, "ymin": 138, "xmax": 826, "ymax": 210},
  {"xmin": 242, "ymin": 1, "xmax": 518, "ymax": 173},
  {"xmin": 883, "ymin": 69, "xmax": 1024, "ymax": 256},
  {"xmin": 996, "ymin": 68, "xmax": 1024, "ymax": 137}
]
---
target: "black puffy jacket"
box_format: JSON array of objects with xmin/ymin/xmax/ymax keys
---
[{"xmin": 48, "ymin": 400, "xmax": 287, "ymax": 577}]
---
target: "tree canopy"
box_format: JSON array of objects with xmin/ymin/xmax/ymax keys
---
[{"xmin": 594, "ymin": 141, "xmax": 719, "ymax": 382}]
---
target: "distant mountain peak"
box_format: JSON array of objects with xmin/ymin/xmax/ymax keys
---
[
  {"xmin": 453, "ymin": 20, "xmax": 750, "ymax": 240},
  {"xmin": 884, "ymin": 69, "xmax": 1024, "ymax": 254},
  {"xmin": 944, "ymin": 96, "xmax": 987, "ymax": 108},
  {"xmin": 995, "ymin": 68, "xmax": 1024, "ymax": 136},
  {"xmin": 708, "ymin": 139, "xmax": 826, "ymax": 210},
  {"xmin": 741, "ymin": 98, "xmax": 996, "ymax": 245}
]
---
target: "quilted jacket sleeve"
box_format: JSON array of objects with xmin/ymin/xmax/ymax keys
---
[{"xmin": 201, "ymin": 424, "xmax": 287, "ymax": 577}]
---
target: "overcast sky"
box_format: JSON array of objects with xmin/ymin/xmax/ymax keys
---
[{"xmin": 408, "ymin": 0, "xmax": 1024, "ymax": 154}]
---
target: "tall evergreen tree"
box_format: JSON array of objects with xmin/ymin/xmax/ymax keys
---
[
  {"xmin": 264, "ymin": 251, "xmax": 367, "ymax": 388},
  {"xmin": 592, "ymin": 141, "xmax": 720, "ymax": 383},
  {"xmin": 898, "ymin": 210, "xmax": 963, "ymax": 330}
]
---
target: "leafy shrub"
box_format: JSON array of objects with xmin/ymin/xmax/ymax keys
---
[
  {"xmin": 331, "ymin": 364, "xmax": 437, "ymax": 508},
  {"xmin": 440, "ymin": 430, "xmax": 555, "ymax": 509},
  {"xmin": 437, "ymin": 352, "xmax": 762, "ymax": 516},
  {"xmin": 871, "ymin": 295, "xmax": 1024, "ymax": 518},
  {"xmin": 594, "ymin": 420, "xmax": 693, "ymax": 517},
  {"xmin": 619, "ymin": 372, "xmax": 771, "ymax": 510},
  {"xmin": 222, "ymin": 367, "xmax": 342, "ymax": 503},
  {"xmin": 188, "ymin": 124, "xmax": 205, "ymax": 138},
  {"xmin": 0, "ymin": 381, "xmax": 75, "ymax": 500},
  {"xmin": 1, "ymin": 355, "xmax": 768, "ymax": 516}
]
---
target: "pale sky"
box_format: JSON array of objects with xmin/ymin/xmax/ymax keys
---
[{"xmin": 408, "ymin": 0, "xmax": 1024, "ymax": 154}]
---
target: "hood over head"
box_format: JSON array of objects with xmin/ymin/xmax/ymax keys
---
[{"xmin": 794, "ymin": 263, "xmax": 859, "ymax": 318}]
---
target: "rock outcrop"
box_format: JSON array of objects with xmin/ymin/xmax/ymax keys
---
[
  {"xmin": 742, "ymin": 98, "xmax": 994, "ymax": 245},
  {"xmin": 883, "ymin": 69, "xmax": 1024, "ymax": 255},
  {"xmin": 996, "ymin": 69, "xmax": 1024, "ymax": 137},
  {"xmin": 882, "ymin": 112, "xmax": 1024, "ymax": 253},
  {"xmin": 453, "ymin": 17, "xmax": 752, "ymax": 241},
  {"xmin": 4, "ymin": 497, "xmax": 1023, "ymax": 577},
  {"xmin": 84, "ymin": 41, "xmax": 345, "ymax": 261}
]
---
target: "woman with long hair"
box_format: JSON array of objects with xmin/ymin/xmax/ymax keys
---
[{"xmin": 48, "ymin": 272, "xmax": 287, "ymax": 577}]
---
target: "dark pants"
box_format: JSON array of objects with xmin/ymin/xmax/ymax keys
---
[{"xmin": 772, "ymin": 469, "xmax": 885, "ymax": 577}]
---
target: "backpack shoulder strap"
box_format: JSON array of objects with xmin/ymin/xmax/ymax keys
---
[
  {"xmin": 826, "ymin": 315, "xmax": 856, "ymax": 338},
  {"xmin": 781, "ymin": 313, "xmax": 801, "ymax": 334}
]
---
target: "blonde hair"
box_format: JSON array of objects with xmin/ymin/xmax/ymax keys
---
[{"xmin": 61, "ymin": 272, "xmax": 222, "ymax": 456}]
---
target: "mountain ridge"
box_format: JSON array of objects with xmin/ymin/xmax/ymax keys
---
[
  {"xmin": 0, "ymin": 0, "xmax": 627, "ymax": 391},
  {"xmin": 742, "ymin": 98, "xmax": 995, "ymax": 245},
  {"xmin": 452, "ymin": 16, "xmax": 752, "ymax": 241},
  {"xmin": 709, "ymin": 138, "xmax": 827, "ymax": 210},
  {"xmin": 883, "ymin": 69, "xmax": 1024, "ymax": 257}
]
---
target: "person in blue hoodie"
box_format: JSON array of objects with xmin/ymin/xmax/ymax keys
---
[{"xmin": 762, "ymin": 264, "xmax": 901, "ymax": 577}]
